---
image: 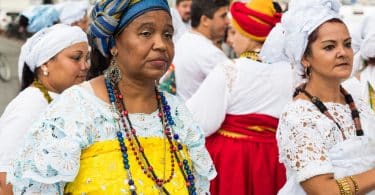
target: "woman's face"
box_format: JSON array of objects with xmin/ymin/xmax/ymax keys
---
[
  {"xmin": 225, "ymin": 25, "xmax": 236, "ymax": 48},
  {"xmin": 114, "ymin": 10, "xmax": 174, "ymax": 82},
  {"xmin": 44, "ymin": 42, "xmax": 89, "ymax": 93},
  {"xmin": 302, "ymin": 22, "xmax": 353, "ymax": 83}
]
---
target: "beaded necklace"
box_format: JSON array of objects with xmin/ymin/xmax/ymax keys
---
[
  {"xmin": 368, "ymin": 82, "xmax": 375, "ymax": 111},
  {"xmin": 105, "ymin": 76, "xmax": 196, "ymax": 195},
  {"xmin": 32, "ymin": 79, "xmax": 53, "ymax": 103},
  {"xmin": 295, "ymin": 84, "xmax": 364, "ymax": 139},
  {"xmin": 239, "ymin": 50, "xmax": 261, "ymax": 62}
]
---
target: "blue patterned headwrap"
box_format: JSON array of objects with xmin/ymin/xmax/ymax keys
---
[
  {"xmin": 22, "ymin": 5, "xmax": 59, "ymax": 33},
  {"xmin": 89, "ymin": 0, "xmax": 171, "ymax": 57}
]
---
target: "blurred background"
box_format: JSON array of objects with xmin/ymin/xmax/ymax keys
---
[{"xmin": 0, "ymin": 0, "xmax": 374, "ymax": 114}]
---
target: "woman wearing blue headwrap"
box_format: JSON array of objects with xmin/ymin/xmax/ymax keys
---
[{"xmin": 7, "ymin": 0, "xmax": 216, "ymax": 194}]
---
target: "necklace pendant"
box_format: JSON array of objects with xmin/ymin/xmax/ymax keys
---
[{"xmin": 356, "ymin": 129, "xmax": 364, "ymax": 136}]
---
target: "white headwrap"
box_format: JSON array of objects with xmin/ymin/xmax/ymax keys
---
[
  {"xmin": 361, "ymin": 32, "xmax": 375, "ymax": 60},
  {"xmin": 259, "ymin": 23, "xmax": 288, "ymax": 64},
  {"xmin": 18, "ymin": 24, "xmax": 88, "ymax": 82},
  {"xmin": 282, "ymin": 0, "xmax": 342, "ymax": 86},
  {"xmin": 352, "ymin": 14, "xmax": 375, "ymax": 53},
  {"xmin": 349, "ymin": 14, "xmax": 375, "ymax": 76},
  {"xmin": 357, "ymin": 14, "xmax": 375, "ymax": 61},
  {"xmin": 59, "ymin": 1, "xmax": 89, "ymax": 25}
]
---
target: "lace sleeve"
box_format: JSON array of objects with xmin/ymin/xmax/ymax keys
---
[
  {"xmin": 172, "ymin": 96, "xmax": 217, "ymax": 194},
  {"xmin": 276, "ymin": 102, "xmax": 334, "ymax": 182},
  {"xmin": 7, "ymin": 88, "xmax": 90, "ymax": 194}
]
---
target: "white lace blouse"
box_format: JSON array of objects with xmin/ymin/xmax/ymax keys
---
[
  {"xmin": 277, "ymin": 98, "xmax": 375, "ymax": 195},
  {"xmin": 7, "ymin": 82, "xmax": 216, "ymax": 194}
]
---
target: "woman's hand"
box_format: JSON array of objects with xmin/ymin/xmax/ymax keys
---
[{"xmin": 0, "ymin": 172, "xmax": 13, "ymax": 195}]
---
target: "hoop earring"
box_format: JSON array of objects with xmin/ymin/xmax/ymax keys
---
[{"xmin": 305, "ymin": 66, "xmax": 311, "ymax": 78}]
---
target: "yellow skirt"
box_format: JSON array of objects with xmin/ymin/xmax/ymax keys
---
[{"xmin": 65, "ymin": 138, "xmax": 191, "ymax": 195}]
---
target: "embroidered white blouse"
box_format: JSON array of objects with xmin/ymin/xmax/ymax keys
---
[
  {"xmin": 277, "ymin": 98, "xmax": 375, "ymax": 195},
  {"xmin": 7, "ymin": 82, "xmax": 216, "ymax": 194},
  {"xmin": 186, "ymin": 58, "xmax": 294, "ymax": 136}
]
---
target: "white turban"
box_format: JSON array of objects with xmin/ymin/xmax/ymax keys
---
[
  {"xmin": 18, "ymin": 24, "xmax": 88, "ymax": 82},
  {"xmin": 360, "ymin": 33, "xmax": 375, "ymax": 61},
  {"xmin": 349, "ymin": 14, "xmax": 375, "ymax": 76},
  {"xmin": 282, "ymin": 0, "xmax": 342, "ymax": 86},
  {"xmin": 259, "ymin": 23, "xmax": 288, "ymax": 64},
  {"xmin": 59, "ymin": 1, "xmax": 89, "ymax": 25}
]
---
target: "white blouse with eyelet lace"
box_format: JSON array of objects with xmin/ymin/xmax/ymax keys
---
[
  {"xmin": 277, "ymin": 98, "xmax": 375, "ymax": 195},
  {"xmin": 7, "ymin": 82, "xmax": 216, "ymax": 195}
]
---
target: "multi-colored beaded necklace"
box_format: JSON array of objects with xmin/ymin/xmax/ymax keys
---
[
  {"xmin": 295, "ymin": 83, "xmax": 364, "ymax": 139},
  {"xmin": 104, "ymin": 73, "xmax": 196, "ymax": 195},
  {"xmin": 32, "ymin": 79, "xmax": 53, "ymax": 103}
]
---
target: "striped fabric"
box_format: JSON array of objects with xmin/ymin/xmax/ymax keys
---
[{"xmin": 89, "ymin": 0, "xmax": 170, "ymax": 57}]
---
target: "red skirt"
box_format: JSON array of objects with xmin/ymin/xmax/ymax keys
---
[{"xmin": 206, "ymin": 113, "xmax": 286, "ymax": 195}]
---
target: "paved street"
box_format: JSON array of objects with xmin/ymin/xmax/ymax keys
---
[{"xmin": 0, "ymin": 35, "xmax": 23, "ymax": 115}]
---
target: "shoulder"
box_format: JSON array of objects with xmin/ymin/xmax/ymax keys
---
[
  {"xmin": 1, "ymin": 87, "xmax": 48, "ymax": 115},
  {"xmin": 46, "ymin": 84, "xmax": 99, "ymax": 115},
  {"xmin": 162, "ymin": 92, "xmax": 184, "ymax": 110},
  {"xmin": 56, "ymin": 85, "xmax": 87, "ymax": 102},
  {"xmin": 278, "ymin": 100, "xmax": 317, "ymax": 127}
]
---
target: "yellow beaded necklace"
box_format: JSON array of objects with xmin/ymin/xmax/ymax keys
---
[
  {"xmin": 32, "ymin": 79, "xmax": 53, "ymax": 103},
  {"xmin": 240, "ymin": 50, "xmax": 262, "ymax": 62}
]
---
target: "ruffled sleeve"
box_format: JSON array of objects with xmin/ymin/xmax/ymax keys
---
[
  {"xmin": 186, "ymin": 60, "xmax": 235, "ymax": 136},
  {"xmin": 170, "ymin": 94, "xmax": 217, "ymax": 194},
  {"xmin": 276, "ymin": 101, "xmax": 334, "ymax": 182},
  {"xmin": 7, "ymin": 87, "xmax": 92, "ymax": 194}
]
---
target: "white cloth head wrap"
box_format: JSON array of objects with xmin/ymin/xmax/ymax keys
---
[
  {"xmin": 282, "ymin": 0, "xmax": 342, "ymax": 86},
  {"xmin": 59, "ymin": 1, "xmax": 89, "ymax": 25},
  {"xmin": 361, "ymin": 32, "xmax": 375, "ymax": 60},
  {"xmin": 349, "ymin": 14, "xmax": 375, "ymax": 75},
  {"xmin": 259, "ymin": 23, "xmax": 288, "ymax": 63},
  {"xmin": 18, "ymin": 24, "xmax": 88, "ymax": 82},
  {"xmin": 356, "ymin": 14, "xmax": 375, "ymax": 61},
  {"xmin": 352, "ymin": 14, "xmax": 375, "ymax": 53}
]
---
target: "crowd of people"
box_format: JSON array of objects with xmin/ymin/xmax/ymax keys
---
[{"xmin": 0, "ymin": 0, "xmax": 375, "ymax": 194}]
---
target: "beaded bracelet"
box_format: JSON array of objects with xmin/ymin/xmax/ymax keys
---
[
  {"xmin": 336, "ymin": 178, "xmax": 353, "ymax": 195},
  {"xmin": 348, "ymin": 176, "xmax": 359, "ymax": 195}
]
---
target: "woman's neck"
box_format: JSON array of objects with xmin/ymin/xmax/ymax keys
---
[
  {"xmin": 305, "ymin": 77, "xmax": 344, "ymax": 103},
  {"xmin": 37, "ymin": 75, "xmax": 61, "ymax": 94},
  {"xmin": 117, "ymin": 77, "xmax": 158, "ymax": 114}
]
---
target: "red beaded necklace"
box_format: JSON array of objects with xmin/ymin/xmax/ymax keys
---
[{"xmin": 111, "ymin": 84, "xmax": 195, "ymax": 194}]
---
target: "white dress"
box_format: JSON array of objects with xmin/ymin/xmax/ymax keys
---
[
  {"xmin": 277, "ymin": 98, "xmax": 375, "ymax": 195},
  {"xmin": 173, "ymin": 30, "xmax": 229, "ymax": 100},
  {"xmin": 7, "ymin": 82, "xmax": 216, "ymax": 194},
  {"xmin": 186, "ymin": 58, "xmax": 294, "ymax": 136},
  {"xmin": 0, "ymin": 87, "xmax": 58, "ymax": 173}
]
